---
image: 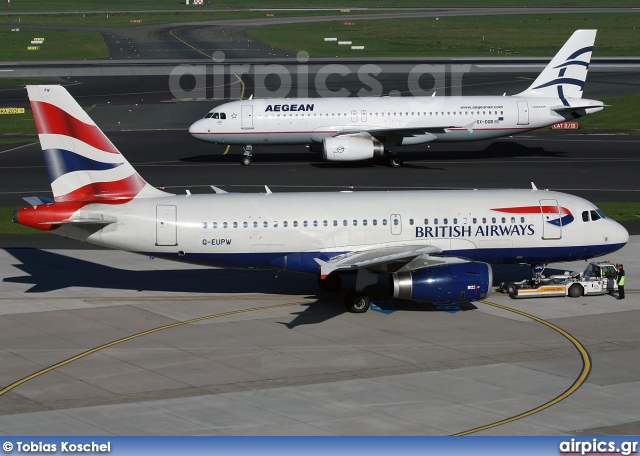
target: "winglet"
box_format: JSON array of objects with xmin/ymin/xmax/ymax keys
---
[
  {"xmin": 265, "ymin": 185, "xmax": 272, "ymax": 194},
  {"xmin": 210, "ymin": 186, "xmax": 228, "ymax": 194},
  {"xmin": 531, "ymin": 182, "xmax": 538, "ymax": 191},
  {"xmin": 465, "ymin": 121, "xmax": 475, "ymax": 133},
  {"xmin": 314, "ymin": 258, "xmax": 339, "ymax": 279}
]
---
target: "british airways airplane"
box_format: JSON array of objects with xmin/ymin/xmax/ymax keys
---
[
  {"xmin": 15, "ymin": 85, "xmax": 627, "ymax": 312},
  {"xmin": 189, "ymin": 30, "xmax": 605, "ymax": 167}
]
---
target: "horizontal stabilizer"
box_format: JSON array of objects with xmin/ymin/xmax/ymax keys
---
[
  {"xmin": 23, "ymin": 196, "xmax": 55, "ymax": 206},
  {"xmin": 551, "ymin": 104, "xmax": 607, "ymax": 112},
  {"xmin": 38, "ymin": 215, "xmax": 116, "ymax": 226}
]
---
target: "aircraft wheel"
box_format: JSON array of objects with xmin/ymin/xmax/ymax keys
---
[
  {"xmin": 389, "ymin": 156, "xmax": 403, "ymax": 168},
  {"xmin": 344, "ymin": 291, "xmax": 370, "ymax": 313},
  {"xmin": 568, "ymin": 283, "xmax": 583, "ymax": 298},
  {"xmin": 317, "ymin": 273, "xmax": 341, "ymax": 292},
  {"xmin": 241, "ymin": 156, "xmax": 252, "ymax": 166}
]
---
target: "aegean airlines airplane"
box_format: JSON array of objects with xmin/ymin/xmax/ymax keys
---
[
  {"xmin": 15, "ymin": 85, "xmax": 627, "ymax": 312},
  {"xmin": 189, "ymin": 29, "xmax": 605, "ymax": 167}
]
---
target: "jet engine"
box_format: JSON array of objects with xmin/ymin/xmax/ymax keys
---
[
  {"xmin": 391, "ymin": 262, "xmax": 492, "ymax": 302},
  {"xmin": 322, "ymin": 136, "xmax": 385, "ymax": 162}
]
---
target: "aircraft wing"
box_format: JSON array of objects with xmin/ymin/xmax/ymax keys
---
[
  {"xmin": 334, "ymin": 122, "xmax": 475, "ymax": 140},
  {"xmin": 314, "ymin": 244, "xmax": 443, "ymax": 278}
]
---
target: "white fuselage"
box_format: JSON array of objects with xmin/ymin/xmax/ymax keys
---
[
  {"xmin": 188, "ymin": 96, "xmax": 604, "ymax": 147},
  {"xmin": 56, "ymin": 189, "xmax": 628, "ymax": 273}
]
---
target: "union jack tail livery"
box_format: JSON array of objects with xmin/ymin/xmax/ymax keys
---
[
  {"xmin": 516, "ymin": 29, "xmax": 596, "ymax": 100},
  {"xmin": 27, "ymin": 85, "xmax": 167, "ymax": 203}
]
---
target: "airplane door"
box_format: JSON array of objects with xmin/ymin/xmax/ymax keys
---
[
  {"xmin": 390, "ymin": 214, "xmax": 402, "ymax": 235},
  {"xmin": 517, "ymin": 101, "xmax": 529, "ymax": 125},
  {"xmin": 156, "ymin": 205, "xmax": 177, "ymax": 246},
  {"xmin": 241, "ymin": 105, "xmax": 253, "ymax": 129},
  {"xmin": 361, "ymin": 110, "xmax": 367, "ymax": 122},
  {"xmin": 540, "ymin": 199, "xmax": 562, "ymax": 240},
  {"xmin": 351, "ymin": 110, "xmax": 358, "ymax": 122}
]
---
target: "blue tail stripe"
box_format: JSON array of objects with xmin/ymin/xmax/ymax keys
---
[
  {"xmin": 532, "ymin": 77, "xmax": 586, "ymax": 91},
  {"xmin": 567, "ymin": 45, "xmax": 593, "ymax": 60},
  {"xmin": 554, "ymin": 60, "xmax": 590, "ymax": 70},
  {"xmin": 43, "ymin": 148, "xmax": 122, "ymax": 182}
]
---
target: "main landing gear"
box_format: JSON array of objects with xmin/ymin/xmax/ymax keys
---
[
  {"xmin": 241, "ymin": 145, "xmax": 253, "ymax": 166},
  {"xmin": 318, "ymin": 269, "xmax": 378, "ymax": 313}
]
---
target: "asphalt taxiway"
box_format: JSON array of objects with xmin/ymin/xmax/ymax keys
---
[{"xmin": 0, "ymin": 238, "xmax": 638, "ymax": 435}]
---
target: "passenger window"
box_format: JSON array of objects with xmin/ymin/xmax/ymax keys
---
[
  {"xmin": 409, "ymin": 219, "xmax": 414, "ymax": 225},
  {"xmin": 283, "ymin": 221, "xmax": 288, "ymax": 227},
  {"xmin": 343, "ymin": 220, "xmax": 348, "ymax": 226},
  {"xmin": 501, "ymin": 217, "xmax": 505, "ymax": 223},
  {"xmin": 393, "ymin": 219, "xmax": 399, "ymax": 225},
  {"xmin": 293, "ymin": 221, "xmax": 298, "ymax": 227},
  {"xmin": 582, "ymin": 211, "xmax": 590, "ymax": 222},
  {"xmin": 434, "ymin": 218, "xmax": 438, "ymax": 225},
  {"xmin": 363, "ymin": 220, "xmax": 368, "ymax": 226},
  {"xmin": 264, "ymin": 221, "xmax": 268, "ymax": 228},
  {"xmin": 233, "ymin": 222, "xmax": 238, "ymax": 228},
  {"xmin": 303, "ymin": 221, "xmax": 308, "ymax": 227},
  {"xmin": 443, "ymin": 218, "xmax": 448, "ymax": 225},
  {"xmin": 424, "ymin": 218, "xmax": 428, "ymax": 225},
  {"xmin": 353, "ymin": 220, "xmax": 358, "ymax": 226},
  {"xmin": 511, "ymin": 217, "xmax": 515, "ymax": 223},
  {"xmin": 223, "ymin": 222, "xmax": 228, "ymax": 228},
  {"xmin": 213, "ymin": 222, "xmax": 218, "ymax": 229},
  {"xmin": 453, "ymin": 218, "xmax": 457, "ymax": 224},
  {"xmin": 472, "ymin": 218, "xmax": 477, "ymax": 224},
  {"xmin": 492, "ymin": 218, "xmax": 496, "ymax": 224},
  {"xmin": 313, "ymin": 221, "xmax": 318, "ymax": 227},
  {"xmin": 373, "ymin": 219, "xmax": 377, "ymax": 226},
  {"xmin": 253, "ymin": 221, "xmax": 258, "ymax": 228},
  {"xmin": 482, "ymin": 218, "xmax": 486, "ymax": 224},
  {"xmin": 333, "ymin": 220, "xmax": 338, "ymax": 226},
  {"xmin": 382, "ymin": 219, "xmax": 387, "ymax": 226},
  {"xmin": 243, "ymin": 222, "xmax": 248, "ymax": 228},
  {"xmin": 323, "ymin": 220, "xmax": 328, "ymax": 227}
]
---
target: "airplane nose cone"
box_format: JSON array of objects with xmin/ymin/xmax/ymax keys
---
[
  {"xmin": 188, "ymin": 119, "xmax": 202, "ymax": 136},
  {"xmin": 618, "ymin": 222, "xmax": 630, "ymax": 245}
]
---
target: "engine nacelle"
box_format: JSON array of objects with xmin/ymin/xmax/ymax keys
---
[
  {"xmin": 391, "ymin": 262, "xmax": 492, "ymax": 302},
  {"xmin": 323, "ymin": 136, "xmax": 385, "ymax": 162}
]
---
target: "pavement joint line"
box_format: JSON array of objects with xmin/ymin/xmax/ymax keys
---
[
  {"xmin": 453, "ymin": 299, "xmax": 592, "ymax": 436},
  {"xmin": 0, "ymin": 300, "xmax": 308, "ymax": 398},
  {"xmin": 0, "ymin": 295, "xmax": 316, "ymax": 302}
]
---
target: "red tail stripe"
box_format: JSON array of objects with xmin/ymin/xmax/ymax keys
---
[
  {"xmin": 54, "ymin": 174, "xmax": 146, "ymax": 203},
  {"xmin": 30, "ymin": 101, "xmax": 120, "ymax": 154}
]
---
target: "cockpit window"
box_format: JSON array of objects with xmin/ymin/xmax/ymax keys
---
[
  {"xmin": 220, "ymin": 113, "xmax": 226, "ymax": 119},
  {"xmin": 205, "ymin": 113, "xmax": 213, "ymax": 118},
  {"xmin": 212, "ymin": 113, "xmax": 219, "ymax": 119},
  {"xmin": 582, "ymin": 211, "xmax": 589, "ymax": 222},
  {"xmin": 590, "ymin": 210, "xmax": 601, "ymax": 221},
  {"xmin": 596, "ymin": 209, "xmax": 606, "ymax": 219}
]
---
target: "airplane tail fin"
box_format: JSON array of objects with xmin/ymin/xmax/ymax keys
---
[
  {"xmin": 27, "ymin": 85, "xmax": 169, "ymax": 203},
  {"xmin": 515, "ymin": 29, "xmax": 597, "ymax": 100}
]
